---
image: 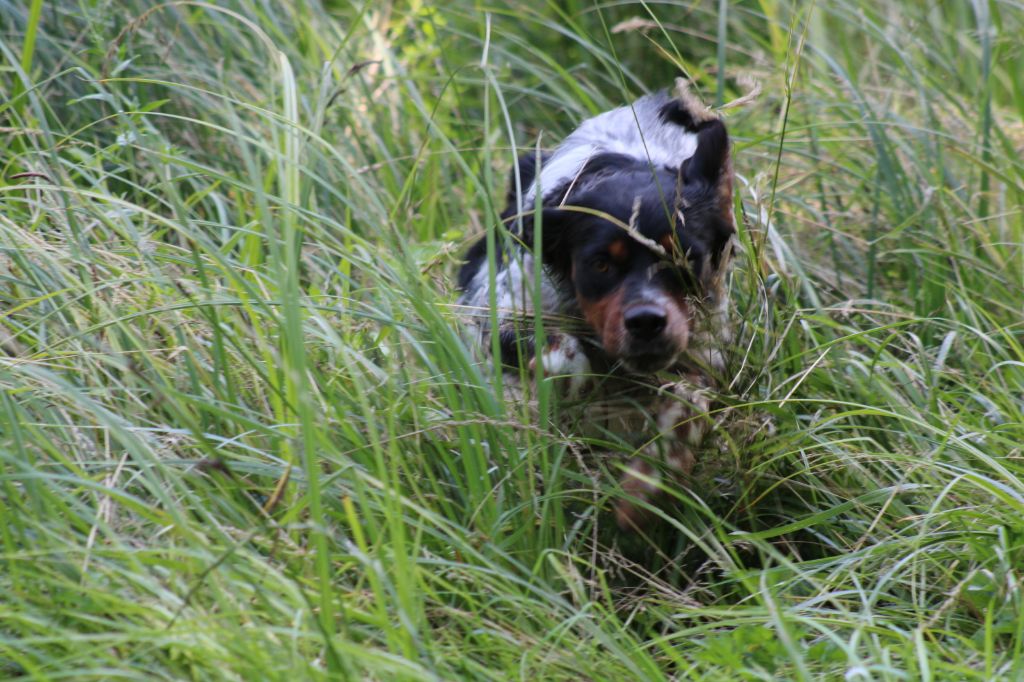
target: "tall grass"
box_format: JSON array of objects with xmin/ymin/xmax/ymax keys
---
[{"xmin": 1, "ymin": 1, "xmax": 1022, "ymax": 679}]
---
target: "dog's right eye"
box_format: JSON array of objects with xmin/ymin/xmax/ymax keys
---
[{"xmin": 592, "ymin": 259, "xmax": 610, "ymax": 273}]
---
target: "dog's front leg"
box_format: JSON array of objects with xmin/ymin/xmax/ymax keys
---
[
  {"xmin": 615, "ymin": 373, "xmax": 712, "ymax": 530},
  {"xmin": 528, "ymin": 332, "xmax": 591, "ymax": 398},
  {"xmin": 493, "ymin": 324, "xmax": 591, "ymax": 397}
]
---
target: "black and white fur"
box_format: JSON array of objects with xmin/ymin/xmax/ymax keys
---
[{"xmin": 458, "ymin": 81, "xmax": 735, "ymax": 529}]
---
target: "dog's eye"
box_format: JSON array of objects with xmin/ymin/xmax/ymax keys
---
[{"xmin": 591, "ymin": 259, "xmax": 610, "ymax": 273}]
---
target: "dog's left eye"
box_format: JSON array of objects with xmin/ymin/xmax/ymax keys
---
[{"xmin": 592, "ymin": 259, "xmax": 610, "ymax": 273}]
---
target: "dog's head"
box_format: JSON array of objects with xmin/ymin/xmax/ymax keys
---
[{"xmin": 518, "ymin": 117, "xmax": 734, "ymax": 373}]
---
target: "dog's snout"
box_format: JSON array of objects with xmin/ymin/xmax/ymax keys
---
[{"xmin": 624, "ymin": 304, "xmax": 667, "ymax": 340}]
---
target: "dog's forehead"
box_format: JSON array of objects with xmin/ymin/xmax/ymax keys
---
[
  {"xmin": 576, "ymin": 219, "xmax": 664, "ymax": 257},
  {"xmin": 580, "ymin": 168, "xmax": 689, "ymax": 226},
  {"xmin": 574, "ymin": 198, "xmax": 680, "ymax": 252},
  {"xmin": 586, "ymin": 229, "xmax": 680, "ymax": 265}
]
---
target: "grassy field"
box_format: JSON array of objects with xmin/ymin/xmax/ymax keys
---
[{"xmin": 2, "ymin": 1, "xmax": 1022, "ymax": 679}]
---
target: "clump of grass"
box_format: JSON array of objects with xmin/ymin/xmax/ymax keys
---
[{"xmin": 1, "ymin": 1, "xmax": 1022, "ymax": 679}]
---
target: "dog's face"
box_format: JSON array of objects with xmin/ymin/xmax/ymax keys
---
[{"xmin": 522, "ymin": 120, "xmax": 734, "ymax": 373}]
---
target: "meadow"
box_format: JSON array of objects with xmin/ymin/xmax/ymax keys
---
[{"xmin": 2, "ymin": 1, "xmax": 1022, "ymax": 679}]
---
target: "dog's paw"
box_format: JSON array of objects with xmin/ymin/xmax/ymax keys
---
[
  {"xmin": 529, "ymin": 333, "xmax": 591, "ymax": 397},
  {"xmin": 614, "ymin": 458, "xmax": 661, "ymax": 530},
  {"xmin": 656, "ymin": 375, "xmax": 713, "ymax": 446}
]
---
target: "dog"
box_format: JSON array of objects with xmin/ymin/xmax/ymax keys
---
[{"xmin": 458, "ymin": 80, "xmax": 735, "ymax": 530}]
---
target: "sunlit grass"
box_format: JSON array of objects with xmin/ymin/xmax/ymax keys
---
[{"xmin": 2, "ymin": 1, "xmax": 1022, "ymax": 679}]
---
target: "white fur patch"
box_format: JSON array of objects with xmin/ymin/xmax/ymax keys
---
[
  {"xmin": 534, "ymin": 333, "xmax": 591, "ymax": 397},
  {"xmin": 656, "ymin": 401, "xmax": 687, "ymax": 434},
  {"xmin": 458, "ymin": 250, "xmax": 571, "ymax": 352},
  {"xmin": 523, "ymin": 91, "xmax": 700, "ymax": 207}
]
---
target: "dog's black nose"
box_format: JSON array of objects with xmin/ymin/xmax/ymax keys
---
[{"xmin": 624, "ymin": 305, "xmax": 667, "ymax": 340}]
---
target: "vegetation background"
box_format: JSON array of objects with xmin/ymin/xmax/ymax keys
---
[{"xmin": 2, "ymin": 0, "xmax": 1022, "ymax": 679}]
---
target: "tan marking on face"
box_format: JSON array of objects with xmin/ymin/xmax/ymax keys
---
[
  {"xmin": 659, "ymin": 295, "xmax": 691, "ymax": 355},
  {"xmin": 608, "ymin": 239, "xmax": 628, "ymax": 264},
  {"xmin": 658, "ymin": 233, "xmax": 675, "ymax": 253},
  {"xmin": 577, "ymin": 287, "xmax": 626, "ymax": 357}
]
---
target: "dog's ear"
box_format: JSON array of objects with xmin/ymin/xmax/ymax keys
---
[
  {"xmin": 683, "ymin": 118, "xmax": 734, "ymax": 224},
  {"xmin": 509, "ymin": 207, "xmax": 575, "ymax": 276},
  {"xmin": 683, "ymin": 119, "xmax": 729, "ymax": 189},
  {"xmin": 504, "ymin": 152, "xmax": 547, "ymax": 209}
]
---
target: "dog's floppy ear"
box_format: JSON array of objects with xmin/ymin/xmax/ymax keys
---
[
  {"xmin": 508, "ymin": 207, "xmax": 575, "ymax": 277},
  {"xmin": 504, "ymin": 152, "xmax": 547, "ymax": 209},
  {"xmin": 683, "ymin": 119, "xmax": 730, "ymax": 190},
  {"xmin": 683, "ymin": 118, "xmax": 734, "ymax": 223},
  {"xmin": 676, "ymin": 119, "xmax": 735, "ymax": 285}
]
